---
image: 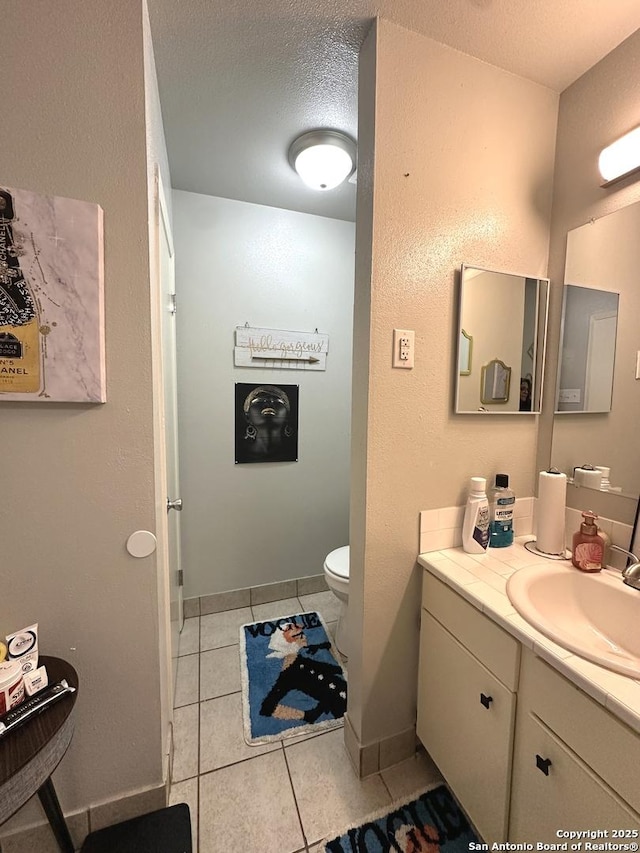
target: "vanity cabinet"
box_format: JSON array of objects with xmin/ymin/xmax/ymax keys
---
[
  {"xmin": 417, "ymin": 571, "xmax": 640, "ymax": 843},
  {"xmin": 510, "ymin": 651, "xmax": 640, "ymax": 839},
  {"xmin": 417, "ymin": 573, "xmax": 520, "ymax": 842}
]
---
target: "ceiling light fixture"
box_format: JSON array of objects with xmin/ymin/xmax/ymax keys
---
[
  {"xmin": 288, "ymin": 130, "xmax": 356, "ymax": 191},
  {"xmin": 599, "ymin": 125, "xmax": 640, "ymax": 186}
]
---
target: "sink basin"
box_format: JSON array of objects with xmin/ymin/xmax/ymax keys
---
[{"xmin": 506, "ymin": 563, "xmax": 640, "ymax": 679}]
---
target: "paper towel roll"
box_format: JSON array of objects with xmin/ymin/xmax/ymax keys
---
[
  {"xmin": 536, "ymin": 470, "xmax": 567, "ymax": 555},
  {"xmin": 574, "ymin": 466, "xmax": 602, "ymax": 489}
]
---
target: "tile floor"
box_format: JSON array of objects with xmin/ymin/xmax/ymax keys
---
[{"xmin": 168, "ymin": 590, "xmax": 443, "ymax": 853}]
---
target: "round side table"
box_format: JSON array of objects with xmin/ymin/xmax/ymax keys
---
[{"xmin": 0, "ymin": 656, "xmax": 79, "ymax": 853}]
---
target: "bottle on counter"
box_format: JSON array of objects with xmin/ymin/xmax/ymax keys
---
[
  {"xmin": 462, "ymin": 476, "xmax": 490, "ymax": 554},
  {"xmin": 571, "ymin": 510, "xmax": 604, "ymax": 572},
  {"xmin": 489, "ymin": 473, "xmax": 515, "ymax": 548}
]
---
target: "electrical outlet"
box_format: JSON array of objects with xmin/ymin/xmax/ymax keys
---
[{"xmin": 393, "ymin": 329, "xmax": 415, "ymax": 368}]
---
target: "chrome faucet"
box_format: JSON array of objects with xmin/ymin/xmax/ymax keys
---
[{"xmin": 610, "ymin": 546, "xmax": 640, "ymax": 591}]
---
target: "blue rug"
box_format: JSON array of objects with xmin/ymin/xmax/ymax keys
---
[
  {"xmin": 322, "ymin": 784, "xmax": 479, "ymax": 852},
  {"xmin": 240, "ymin": 610, "xmax": 347, "ymax": 744}
]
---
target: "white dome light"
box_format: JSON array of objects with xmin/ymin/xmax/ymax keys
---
[
  {"xmin": 599, "ymin": 125, "xmax": 640, "ymax": 186},
  {"xmin": 289, "ymin": 131, "xmax": 356, "ymax": 191}
]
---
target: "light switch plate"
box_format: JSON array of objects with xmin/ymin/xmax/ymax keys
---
[{"xmin": 558, "ymin": 388, "xmax": 581, "ymax": 403}]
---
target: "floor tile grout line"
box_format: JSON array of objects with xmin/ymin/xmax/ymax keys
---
[
  {"xmin": 198, "ymin": 743, "xmax": 282, "ymax": 778},
  {"xmin": 199, "ymin": 688, "xmax": 242, "ymax": 704},
  {"xmin": 200, "ymin": 640, "xmax": 240, "ymax": 653},
  {"xmin": 282, "ymin": 741, "xmax": 309, "ymax": 851},
  {"xmin": 379, "ymin": 772, "xmax": 395, "ymax": 802},
  {"xmin": 198, "ymin": 622, "xmax": 202, "ymax": 782},
  {"xmin": 178, "ymin": 648, "xmax": 202, "ymax": 660},
  {"xmin": 197, "ymin": 622, "xmax": 201, "ymax": 853},
  {"xmin": 195, "ymin": 772, "xmax": 200, "ymax": 853},
  {"xmin": 198, "ymin": 689, "xmax": 243, "ymax": 709},
  {"xmin": 250, "ymin": 596, "xmax": 307, "ymax": 621},
  {"xmin": 171, "ymin": 771, "xmax": 200, "ymax": 784}
]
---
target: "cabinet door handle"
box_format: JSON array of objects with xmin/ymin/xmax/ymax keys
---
[
  {"xmin": 480, "ymin": 693, "xmax": 493, "ymax": 709},
  {"xmin": 536, "ymin": 754, "xmax": 552, "ymax": 776}
]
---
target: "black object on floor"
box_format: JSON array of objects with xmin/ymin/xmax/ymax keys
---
[{"xmin": 80, "ymin": 803, "xmax": 191, "ymax": 853}]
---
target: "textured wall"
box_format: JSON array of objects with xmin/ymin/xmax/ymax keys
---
[
  {"xmin": 173, "ymin": 191, "xmax": 355, "ymax": 596},
  {"xmin": 1, "ymin": 0, "xmax": 164, "ymax": 826},
  {"xmin": 540, "ymin": 27, "xmax": 640, "ymax": 516},
  {"xmin": 349, "ymin": 19, "xmax": 558, "ymax": 747}
]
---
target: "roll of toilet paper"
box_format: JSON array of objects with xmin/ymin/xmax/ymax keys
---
[
  {"xmin": 595, "ymin": 466, "xmax": 611, "ymax": 490},
  {"xmin": 574, "ymin": 466, "xmax": 602, "ymax": 489},
  {"xmin": 536, "ymin": 470, "xmax": 567, "ymax": 555}
]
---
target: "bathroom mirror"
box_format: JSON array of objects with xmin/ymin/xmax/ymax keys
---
[
  {"xmin": 555, "ymin": 285, "xmax": 619, "ymax": 413},
  {"xmin": 551, "ymin": 200, "xmax": 640, "ymax": 499},
  {"xmin": 455, "ymin": 265, "xmax": 549, "ymax": 414}
]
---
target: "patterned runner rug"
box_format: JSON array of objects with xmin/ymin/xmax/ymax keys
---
[
  {"xmin": 239, "ymin": 610, "xmax": 347, "ymax": 744},
  {"xmin": 322, "ymin": 784, "xmax": 479, "ymax": 852}
]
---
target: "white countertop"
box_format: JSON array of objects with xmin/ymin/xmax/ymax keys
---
[{"xmin": 417, "ymin": 537, "xmax": 640, "ymax": 736}]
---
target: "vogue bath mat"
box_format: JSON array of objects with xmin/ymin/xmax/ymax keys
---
[
  {"xmin": 322, "ymin": 784, "xmax": 479, "ymax": 852},
  {"xmin": 239, "ymin": 610, "xmax": 347, "ymax": 744}
]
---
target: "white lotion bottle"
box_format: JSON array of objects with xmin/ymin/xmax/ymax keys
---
[{"xmin": 462, "ymin": 476, "xmax": 490, "ymax": 554}]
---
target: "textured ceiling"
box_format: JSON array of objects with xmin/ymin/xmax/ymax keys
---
[{"xmin": 147, "ymin": 0, "xmax": 640, "ymax": 221}]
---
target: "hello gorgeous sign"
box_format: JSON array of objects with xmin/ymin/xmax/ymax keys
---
[{"xmin": 234, "ymin": 325, "xmax": 329, "ymax": 370}]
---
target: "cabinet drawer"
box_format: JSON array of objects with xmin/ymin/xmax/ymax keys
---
[
  {"xmin": 519, "ymin": 650, "xmax": 640, "ymax": 815},
  {"xmin": 510, "ymin": 710, "xmax": 640, "ymax": 841},
  {"xmin": 422, "ymin": 572, "xmax": 520, "ymax": 689},
  {"xmin": 417, "ymin": 611, "xmax": 515, "ymax": 843}
]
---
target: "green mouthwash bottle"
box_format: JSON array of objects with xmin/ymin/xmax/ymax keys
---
[{"xmin": 489, "ymin": 474, "xmax": 515, "ymax": 548}]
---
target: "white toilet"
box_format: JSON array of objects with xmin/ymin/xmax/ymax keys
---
[{"xmin": 323, "ymin": 545, "xmax": 349, "ymax": 658}]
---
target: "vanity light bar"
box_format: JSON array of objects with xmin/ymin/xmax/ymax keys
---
[{"xmin": 599, "ymin": 125, "xmax": 640, "ymax": 187}]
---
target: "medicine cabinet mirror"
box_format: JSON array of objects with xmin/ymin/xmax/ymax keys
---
[
  {"xmin": 455, "ymin": 265, "xmax": 549, "ymax": 414},
  {"xmin": 550, "ymin": 201, "xmax": 640, "ymax": 499}
]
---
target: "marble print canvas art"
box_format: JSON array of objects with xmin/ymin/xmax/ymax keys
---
[{"xmin": 0, "ymin": 185, "xmax": 105, "ymax": 402}]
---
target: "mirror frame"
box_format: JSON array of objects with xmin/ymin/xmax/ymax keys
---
[
  {"xmin": 459, "ymin": 329, "xmax": 473, "ymax": 376},
  {"xmin": 480, "ymin": 359, "xmax": 511, "ymax": 404}
]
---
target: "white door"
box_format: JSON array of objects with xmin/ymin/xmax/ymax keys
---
[
  {"xmin": 158, "ymin": 174, "xmax": 184, "ymax": 701},
  {"xmin": 585, "ymin": 311, "xmax": 617, "ymax": 411}
]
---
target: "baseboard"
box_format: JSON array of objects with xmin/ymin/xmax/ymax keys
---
[
  {"xmin": 343, "ymin": 713, "xmax": 417, "ymax": 779},
  {"xmin": 0, "ymin": 781, "xmax": 167, "ymax": 853},
  {"xmin": 183, "ymin": 572, "xmax": 329, "ymax": 617}
]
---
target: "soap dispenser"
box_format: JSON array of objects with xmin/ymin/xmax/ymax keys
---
[{"xmin": 571, "ymin": 511, "xmax": 604, "ymax": 572}]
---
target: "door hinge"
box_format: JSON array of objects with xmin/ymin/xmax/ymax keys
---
[
  {"xmin": 177, "ymin": 569, "xmax": 184, "ymax": 587},
  {"xmin": 169, "ymin": 293, "xmax": 177, "ymax": 315}
]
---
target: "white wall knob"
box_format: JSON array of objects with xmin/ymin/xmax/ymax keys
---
[{"xmin": 126, "ymin": 530, "xmax": 157, "ymax": 558}]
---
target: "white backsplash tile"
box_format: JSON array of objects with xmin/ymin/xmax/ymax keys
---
[
  {"xmin": 419, "ymin": 497, "xmax": 534, "ymax": 554},
  {"xmin": 513, "ymin": 515, "xmax": 534, "ymax": 536},
  {"xmin": 438, "ymin": 505, "xmax": 464, "ymax": 528},
  {"xmin": 611, "ymin": 521, "xmax": 634, "ymax": 549},
  {"xmin": 513, "ymin": 497, "xmax": 534, "ymax": 519},
  {"xmin": 419, "ymin": 497, "xmax": 633, "ymax": 565},
  {"xmin": 420, "ymin": 528, "xmax": 459, "ymax": 553},
  {"xmin": 419, "ymin": 509, "xmax": 439, "ymax": 533}
]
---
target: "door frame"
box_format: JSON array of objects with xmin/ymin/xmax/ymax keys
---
[{"xmin": 150, "ymin": 164, "xmax": 179, "ymax": 769}]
